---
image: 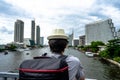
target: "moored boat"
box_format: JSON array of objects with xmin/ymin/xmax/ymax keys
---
[{"xmin": 85, "ymin": 52, "xmax": 94, "ymax": 57}]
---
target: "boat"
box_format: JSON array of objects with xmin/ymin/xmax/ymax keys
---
[
  {"xmin": 16, "ymin": 48, "xmax": 24, "ymax": 52},
  {"xmin": 16, "ymin": 48, "xmax": 30, "ymax": 52},
  {"xmin": 85, "ymin": 52, "xmax": 94, "ymax": 57},
  {"xmin": 4, "ymin": 51, "xmax": 8, "ymax": 55},
  {"xmin": 85, "ymin": 79, "xmax": 97, "ymax": 80}
]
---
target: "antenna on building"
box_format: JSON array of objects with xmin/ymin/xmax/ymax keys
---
[{"xmin": 72, "ymin": 28, "xmax": 74, "ymax": 39}]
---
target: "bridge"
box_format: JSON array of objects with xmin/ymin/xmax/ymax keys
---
[
  {"xmin": 0, "ymin": 72, "xmax": 96, "ymax": 80},
  {"xmin": 0, "ymin": 72, "xmax": 18, "ymax": 80}
]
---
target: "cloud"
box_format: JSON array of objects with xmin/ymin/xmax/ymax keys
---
[
  {"xmin": 0, "ymin": 0, "xmax": 15, "ymax": 16},
  {"xmin": 0, "ymin": 26, "xmax": 13, "ymax": 34},
  {"xmin": 96, "ymin": 0, "xmax": 120, "ymax": 9},
  {"xmin": 99, "ymin": 6, "xmax": 120, "ymax": 29},
  {"xmin": 0, "ymin": 0, "xmax": 120, "ymax": 44},
  {"xmin": 0, "ymin": 0, "xmax": 28, "ymax": 17}
]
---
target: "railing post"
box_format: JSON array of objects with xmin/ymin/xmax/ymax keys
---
[
  {"xmin": 3, "ymin": 77, "xmax": 7, "ymax": 80},
  {"xmin": 0, "ymin": 72, "xmax": 19, "ymax": 80},
  {"xmin": 15, "ymin": 77, "xmax": 17, "ymax": 80}
]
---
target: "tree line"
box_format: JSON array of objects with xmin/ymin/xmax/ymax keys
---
[{"xmin": 78, "ymin": 39, "xmax": 120, "ymax": 63}]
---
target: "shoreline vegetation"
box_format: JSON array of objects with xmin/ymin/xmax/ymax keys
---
[
  {"xmin": 102, "ymin": 58, "xmax": 120, "ymax": 67},
  {"xmin": 0, "ymin": 44, "xmax": 44, "ymax": 53},
  {"xmin": 74, "ymin": 39, "xmax": 120, "ymax": 68},
  {"xmin": 77, "ymin": 48, "xmax": 120, "ymax": 68}
]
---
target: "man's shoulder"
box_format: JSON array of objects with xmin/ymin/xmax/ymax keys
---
[{"xmin": 66, "ymin": 55, "xmax": 80, "ymax": 63}]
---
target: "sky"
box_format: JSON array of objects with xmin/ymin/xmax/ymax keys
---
[{"xmin": 0, "ymin": 0, "xmax": 120, "ymax": 44}]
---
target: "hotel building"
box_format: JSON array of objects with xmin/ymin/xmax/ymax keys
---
[
  {"xmin": 85, "ymin": 18, "xmax": 117, "ymax": 45},
  {"xmin": 14, "ymin": 19, "xmax": 24, "ymax": 42}
]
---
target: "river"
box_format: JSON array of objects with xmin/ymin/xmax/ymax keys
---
[{"xmin": 0, "ymin": 47, "xmax": 120, "ymax": 80}]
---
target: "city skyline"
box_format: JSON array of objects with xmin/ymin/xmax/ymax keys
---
[{"xmin": 1, "ymin": 0, "xmax": 120, "ymax": 44}]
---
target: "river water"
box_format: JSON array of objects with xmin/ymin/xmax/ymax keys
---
[{"xmin": 0, "ymin": 47, "xmax": 120, "ymax": 80}]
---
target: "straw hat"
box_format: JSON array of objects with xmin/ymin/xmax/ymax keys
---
[{"xmin": 47, "ymin": 29, "xmax": 68, "ymax": 40}]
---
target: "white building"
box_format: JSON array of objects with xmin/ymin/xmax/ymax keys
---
[
  {"xmin": 68, "ymin": 33, "xmax": 74, "ymax": 46},
  {"xmin": 73, "ymin": 39, "xmax": 79, "ymax": 46},
  {"xmin": 24, "ymin": 38, "xmax": 31, "ymax": 46},
  {"xmin": 85, "ymin": 18, "xmax": 117, "ymax": 45},
  {"xmin": 79, "ymin": 35, "xmax": 85, "ymax": 46},
  {"xmin": 40, "ymin": 37, "xmax": 44, "ymax": 46},
  {"xmin": 117, "ymin": 29, "xmax": 120, "ymax": 38}
]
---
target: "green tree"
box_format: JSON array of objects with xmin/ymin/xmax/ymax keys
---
[
  {"xmin": 106, "ymin": 39, "xmax": 120, "ymax": 58},
  {"xmin": 82, "ymin": 45, "xmax": 91, "ymax": 51},
  {"xmin": 90, "ymin": 41, "xmax": 105, "ymax": 53},
  {"xmin": 100, "ymin": 39, "xmax": 120, "ymax": 59},
  {"xmin": 8, "ymin": 44, "xmax": 17, "ymax": 51},
  {"xmin": 99, "ymin": 50, "xmax": 110, "ymax": 58}
]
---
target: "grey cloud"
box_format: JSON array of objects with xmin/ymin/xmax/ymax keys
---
[
  {"xmin": 0, "ymin": 26, "xmax": 13, "ymax": 34},
  {"xmin": 0, "ymin": 0, "xmax": 31, "ymax": 18},
  {"xmin": 96, "ymin": 0, "xmax": 120, "ymax": 10}
]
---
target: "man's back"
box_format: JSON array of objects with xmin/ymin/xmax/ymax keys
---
[
  {"xmin": 51, "ymin": 54, "xmax": 85, "ymax": 80},
  {"xmin": 66, "ymin": 55, "xmax": 85, "ymax": 80},
  {"xmin": 47, "ymin": 28, "xmax": 85, "ymax": 80}
]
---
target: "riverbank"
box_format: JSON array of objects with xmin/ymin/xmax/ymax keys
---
[
  {"xmin": 102, "ymin": 58, "xmax": 120, "ymax": 68},
  {"xmin": 77, "ymin": 49, "xmax": 120, "ymax": 68}
]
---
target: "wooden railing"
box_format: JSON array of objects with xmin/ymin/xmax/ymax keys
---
[{"xmin": 0, "ymin": 72, "xmax": 19, "ymax": 80}]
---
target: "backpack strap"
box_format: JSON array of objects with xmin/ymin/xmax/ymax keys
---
[
  {"xmin": 58, "ymin": 55, "xmax": 68, "ymax": 60},
  {"xmin": 58, "ymin": 55, "xmax": 69, "ymax": 80},
  {"xmin": 58, "ymin": 55, "xmax": 68, "ymax": 68}
]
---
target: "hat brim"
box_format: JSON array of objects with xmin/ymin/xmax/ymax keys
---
[{"xmin": 47, "ymin": 35, "xmax": 68, "ymax": 40}]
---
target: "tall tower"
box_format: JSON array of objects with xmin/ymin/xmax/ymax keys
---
[
  {"xmin": 68, "ymin": 30, "xmax": 74, "ymax": 46},
  {"xmin": 36, "ymin": 25, "xmax": 40, "ymax": 45},
  {"xmin": 31, "ymin": 20, "xmax": 35, "ymax": 43},
  {"xmin": 14, "ymin": 19, "xmax": 24, "ymax": 42}
]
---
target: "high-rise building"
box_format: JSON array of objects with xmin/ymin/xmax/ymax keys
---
[
  {"xmin": 68, "ymin": 31, "xmax": 74, "ymax": 46},
  {"xmin": 40, "ymin": 37, "xmax": 44, "ymax": 46},
  {"xmin": 117, "ymin": 29, "xmax": 120, "ymax": 38},
  {"xmin": 36, "ymin": 25, "xmax": 40, "ymax": 45},
  {"xmin": 79, "ymin": 35, "xmax": 85, "ymax": 46},
  {"xmin": 14, "ymin": 19, "xmax": 24, "ymax": 42},
  {"xmin": 73, "ymin": 39, "xmax": 79, "ymax": 46},
  {"xmin": 85, "ymin": 18, "xmax": 116, "ymax": 45},
  {"xmin": 31, "ymin": 20, "xmax": 35, "ymax": 43}
]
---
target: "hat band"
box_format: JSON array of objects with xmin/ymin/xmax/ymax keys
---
[{"xmin": 47, "ymin": 35, "xmax": 68, "ymax": 40}]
